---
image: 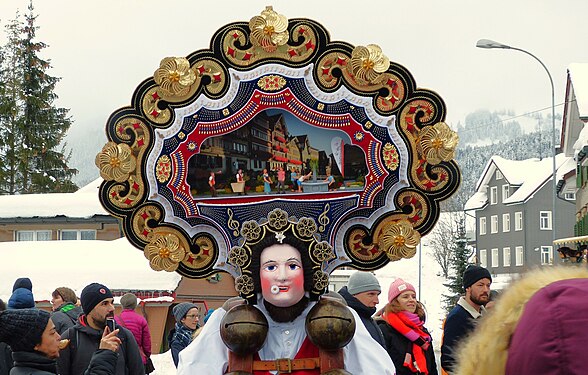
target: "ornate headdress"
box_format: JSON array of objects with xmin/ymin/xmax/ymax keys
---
[{"xmin": 96, "ymin": 7, "xmax": 460, "ymax": 297}]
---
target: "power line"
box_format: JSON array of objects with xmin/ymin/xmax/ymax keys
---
[{"xmin": 456, "ymin": 101, "xmax": 569, "ymax": 134}]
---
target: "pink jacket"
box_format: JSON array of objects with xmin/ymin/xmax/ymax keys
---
[{"xmin": 115, "ymin": 309, "xmax": 152, "ymax": 363}]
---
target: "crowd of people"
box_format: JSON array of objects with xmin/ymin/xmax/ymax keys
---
[
  {"xmin": 205, "ymin": 167, "xmax": 339, "ymax": 196},
  {"xmin": 2, "ymin": 261, "xmax": 588, "ymax": 375}
]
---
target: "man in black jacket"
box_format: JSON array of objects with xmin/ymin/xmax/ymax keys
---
[
  {"xmin": 57, "ymin": 283, "xmax": 144, "ymax": 375},
  {"xmin": 338, "ymin": 271, "xmax": 385, "ymax": 347},
  {"xmin": 441, "ymin": 265, "xmax": 492, "ymax": 373}
]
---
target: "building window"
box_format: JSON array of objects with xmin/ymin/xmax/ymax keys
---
[
  {"xmin": 503, "ymin": 247, "xmax": 511, "ymax": 267},
  {"xmin": 60, "ymin": 230, "xmax": 96, "ymax": 241},
  {"xmin": 540, "ymin": 211, "xmax": 552, "ymax": 230},
  {"xmin": 515, "ymin": 246, "xmax": 524, "ymax": 266},
  {"xmin": 490, "ymin": 186, "xmax": 498, "ymax": 205},
  {"xmin": 502, "ymin": 213, "xmax": 510, "ymax": 232},
  {"xmin": 479, "ymin": 217, "xmax": 487, "ymax": 235},
  {"xmin": 502, "ymin": 184, "xmax": 509, "ymax": 202},
  {"xmin": 540, "ymin": 246, "xmax": 553, "ymax": 265},
  {"xmin": 491, "ymin": 248, "xmax": 499, "ymax": 267},
  {"xmin": 491, "ymin": 215, "xmax": 498, "ymax": 234},
  {"xmin": 515, "ymin": 212, "xmax": 523, "ymax": 231},
  {"xmin": 15, "ymin": 230, "xmax": 52, "ymax": 241},
  {"xmin": 479, "ymin": 249, "xmax": 487, "ymax": 268},
  {"xmin": 564, "ymin": 192, "xmax": 576, "ymax": 201},
  {"xmin": 496, "ymin": 170, "xmax": 503, "ymax": 180}
]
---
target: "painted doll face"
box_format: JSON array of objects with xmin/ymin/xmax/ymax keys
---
[{"xmin": 260, "ymin": 244, "xmax": 305, "ymax": 307}]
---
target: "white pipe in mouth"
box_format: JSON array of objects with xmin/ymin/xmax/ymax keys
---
[{"xmin": 270, "ymin": 285, "xmax": 280, "ymax": 294}]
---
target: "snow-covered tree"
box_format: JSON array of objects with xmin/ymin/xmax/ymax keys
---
[
  {"xmin": 441, "ymin": 214, "xmax": 472, "ymax": 313},
  {"xmin": 0, "ymin": 1, "xmax": 77, "ymax": 194}
]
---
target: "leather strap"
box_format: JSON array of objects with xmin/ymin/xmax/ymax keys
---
[{"xmin": 252, "ymin": 358, "xmax": 320, "ymax": 372}]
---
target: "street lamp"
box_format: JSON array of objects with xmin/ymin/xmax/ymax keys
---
[{"xmin": 476, "ymin": 38, "xmax": 557, "ymax": 245}]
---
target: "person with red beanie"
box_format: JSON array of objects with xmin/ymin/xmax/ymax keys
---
[{"xmin": 377, "ymin": 278, "xmax": 438, "ymax": 375}]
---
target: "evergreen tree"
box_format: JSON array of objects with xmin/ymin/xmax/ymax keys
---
[
  {"xmin": 442, "ymin": 214, "xmax": 472, "ymax": 313},
  {"xmin": 0, "ymin": 1, "xmax": 77, "ymax": 194}
]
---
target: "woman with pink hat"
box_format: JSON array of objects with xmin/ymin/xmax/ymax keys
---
[{"xmin": 377, "ymin": 278, "xmax": 438, "ymax": 375}]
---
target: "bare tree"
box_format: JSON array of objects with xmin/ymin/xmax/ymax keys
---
[{"xmin": 429, "ymin": 211, "xmax": 466, "ymax": 278}]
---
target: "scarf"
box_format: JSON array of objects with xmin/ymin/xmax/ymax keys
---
[{"xmin": 383, "ymin": 311, "xmax": 430, "ymax": 374}]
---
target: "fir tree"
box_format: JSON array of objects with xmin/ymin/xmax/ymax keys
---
[
  {"xmin": 442, "ymin": 214, "xmax": 472, "ymax": 313},
  {"xmin": 0, "ymin": 1, "xmax": 77, "ymax": 194}
]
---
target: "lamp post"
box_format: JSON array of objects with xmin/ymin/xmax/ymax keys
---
[{"xmin": 476, "ymin": 39, "xmax": 557, "ymax": 245}]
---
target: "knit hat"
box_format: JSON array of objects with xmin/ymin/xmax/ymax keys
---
[
  {"xmin": 463, "ymin": 265, "xmax": 492, "ymax": 289},
  {"xmin": 80, "ymin": 283, "xmax": 113, "ymax": 315},
  {"xmin": 0, "ymin": 309, "xmax": 50, "ymax": 351},
  {"xmin": 173, "ymin": 302, "xmax": 197, "ymax": 323},
  {"xmin": 53, "ymin": 287, "xmax": 78, "ymax": 304},
  {"xmin": 12, "ymin": 278, "xmax": 33, "ymax": 292},
  {"xmin": 120, "ymin": 293, "xmax": 138, "ymax": 310},
  {"xmin": 8, "ymin": 288, "xmax": 35, "ymax": 309},
  {"xmin": 387, "ymin": 278, "xmax": 416, "ymax": 303},
  {"xmin": 347, "ymin": 271, "xmax": 381, "ymax": 295}
]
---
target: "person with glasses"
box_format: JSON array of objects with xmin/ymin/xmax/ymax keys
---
[{"xmin": 169, "ymin": 302, "xmax": 199, "ymax": 367}]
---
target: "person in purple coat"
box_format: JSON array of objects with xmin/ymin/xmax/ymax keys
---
[{"xmin": 115, "ymin": 294, "xmax": 152, "ymax": 371}]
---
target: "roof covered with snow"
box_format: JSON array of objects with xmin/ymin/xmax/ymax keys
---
[
  {"xmin": 0, "ymin": 238, "xmax": 182, "ymax": 302},
  {"xmin": 568, "ymin": 63, "xmax": 588, "ymax": 119},
  {"xmin": 465, "ymin": 154, "xmax": 573, "ymax": 210},
  {"xmin": 0, "ymin": 178, "xmax": 108, "ymax": 219}
]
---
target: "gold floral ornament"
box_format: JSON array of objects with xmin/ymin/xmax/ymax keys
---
[
  {"xmin": 379, "ymin": 219, "xmax": 421, "ymax": 261},
  {"xmin": 95, "ymin": 142, "xmax": 137, "ymax": 183},
  {"xmin": 228, "ymin": 246, "xmax": 249, "ymax": 267},
  {"xmin": 383, "ymin": 143, "xmax": 400, "ymax": 171},
  {"xmin": 296, "ymin": 217, "xmax": 318, "ymax": 238},
  {"xmin": 249, "ymin": 6, "xmax": 289, "ymax": 53},
  {"xmin": 268, "ymin": 208, "xmax": 289, "ymax": 231},
  {"xmin": 418, "ymin": 122, "xmax": 459, "ymax": 165},
  {"xmin": 235, "ymin": 275, "xmax": 255, "ymax": 295},
  {"xmin": 154, "ymin": 57, "xmax": 196, "ymax": 97},
  {"xmin": 312, "ymin": 241, "xmax": 335, "ymax": 262},
  {"xmin": 144, "ymin": 232, "xmax": 187, "ymax": 272},
  {"xmin": 241, "ymin": 220, "xmax": 262, "ymax": 242},
  {"xmin": 349, "ymin": 44, "xmax": 390, "ymax": 84},
  {"xmin": 313, "ymin": 271, "xmax": 330, "ymax": 291}
]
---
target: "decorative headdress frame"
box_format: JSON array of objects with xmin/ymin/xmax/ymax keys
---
[{"xmin": 96, "ymin": 7, "xmax": 460, "ymax": 289}]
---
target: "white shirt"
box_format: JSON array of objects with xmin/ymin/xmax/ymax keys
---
[{"xmin": 178, "ymin": 297, "xmax": 395, "ymax": 374}]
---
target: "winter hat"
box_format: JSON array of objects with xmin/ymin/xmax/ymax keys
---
[
  {"xmin": 53, "ymin": 287, "xmax": 78, "ymax": 304},
  {"xmin": 12, "ymin": 277, "xmax": 33, "ymax": 292},
  {"xmin": 347, "ymin": 271, "xmax": 381, "ymax": 295},
  {"xmin": 173, "ymin": 302, "xmax": 197, "ymax": 323},
  {"xmin": 8, "ymin": 288, "xmax": 35, "ymax": 309},
  {"xmin": 463, "ymin": 265, "xmax": 492, "ymax": 289},
  {"xmin": 120, "ymin": 293, "xmax": 138, "ymax": 310},
  {"xmin": 80, "ymin": 283, "xmax": 113, "ymax": 315},
  {"xmin": 0, "ymin": 308, "xmax": 50, "ymax": 351},
  {"xmin": 387, "ymin": 278, "xmax": 416, "ymax": 303}
]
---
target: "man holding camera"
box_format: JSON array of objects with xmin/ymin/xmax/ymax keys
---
[{"xmin": 57, "ymin": 283, "xmax": 144, "ymax": 375}]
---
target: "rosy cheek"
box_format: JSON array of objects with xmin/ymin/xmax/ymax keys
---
[
  {"xmin": 261, "ymin": 274, "xmax": 272, "ymax": 292},
  {"xmin": 292, "ymin": 271, "xmax": 304, "ymax": 288}
]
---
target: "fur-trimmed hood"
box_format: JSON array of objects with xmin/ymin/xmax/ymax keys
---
[{"xmin": 454, "ymin": 266, "xmax": 588, "ymax": 375}]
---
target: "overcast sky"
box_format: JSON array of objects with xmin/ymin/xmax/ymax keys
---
[{"xmin": 1, "ymin": 0, "xmax": 587, "ymax": 137}]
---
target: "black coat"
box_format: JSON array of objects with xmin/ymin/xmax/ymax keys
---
[
  {"xmin": 0, "ymin": 343, "xmax": 12, "ymax": 375},
  {"xmin": 51, "ymin": 304, "xmax": 83, "ymax": 335},
  {"xmin": 338, "ymin": 286, "xmax": 386, "ymax": 347},
  {"xmin": 378, "ymin": 320, "xmax": 438, "ymax": 375},
  {"xmin": 440, "ymin": 304, "xmax": 477, "ymax": 373},
  {"xmin": 57, "ymin": 317, "xmax": 144, "ymax": 375},
  {"xmin": 10, "ymin": 351, "xmax": 57, "ymax": 375}
]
